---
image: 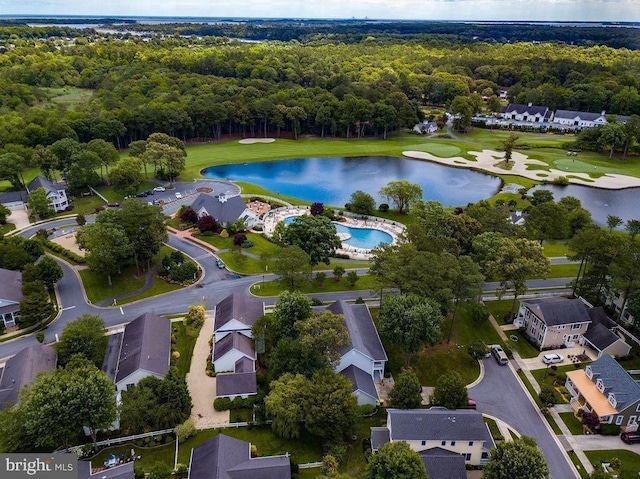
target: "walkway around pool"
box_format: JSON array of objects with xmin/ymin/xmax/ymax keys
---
[{"xmin": 262, "ymin": 206, "xmax": 405, "ymax": 260}]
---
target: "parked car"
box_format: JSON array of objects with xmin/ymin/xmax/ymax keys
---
[
  {"xmin": 152, "ymin": 199, "xmax": 161, "ymax": 206},
  {"xmin": 216, "ymin": 258, "xmax": 225, "ymax": 269},
  {"xmin": 106, "ymin": 202, "xmax": 120, "ymax": 208},
  {"xmin": 492, "ymin": 345, "xmax": 508, "ymax": 366},
  {"xmin": 621, "ymin": 431, "xmax": 640, "ymax": 444},
  {"xmin": 153, "ymin": 186, "xmax": 165, "ymax": 192},
  {"xmin": 465, "ymin": 399, "xmax": 477, "ymax": 410},
  {"xmin": 542, "ymin": 353, "xmax": 564, "ymax": 364},
  {"xmin": 175, "ymin": 192, "xmax": 182, "ymax": 199}
]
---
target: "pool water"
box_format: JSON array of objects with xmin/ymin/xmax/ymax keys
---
[{"xmin": 283, "ymin": 216, "xmax": 392, "ymax": 250}]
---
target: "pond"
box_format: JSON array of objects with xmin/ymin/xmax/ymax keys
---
[
  {"xmin": 201, "ymin": 156, "xmax": 501, "ymax": 208},
  {"xmin": 531, "ymin": 184, "xmax": 640, "ymax": 226}
]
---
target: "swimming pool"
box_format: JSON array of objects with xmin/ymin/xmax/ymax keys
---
[{"xmin": 283, "ymin": 216, "xmax": 392, "ymax": 250}]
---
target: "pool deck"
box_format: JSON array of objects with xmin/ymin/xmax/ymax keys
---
[{"xmin": 262, "ymin": 206, "xmax": 404, "ymax": 260}]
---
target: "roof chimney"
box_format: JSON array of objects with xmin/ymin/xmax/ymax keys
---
[
  {"xmin": 528, "ymin": 102, "xmax": 532, "ymax": 107},
  {"xmin": 601, "ymin": 110, "xmax": 606, "ymax": 116}
]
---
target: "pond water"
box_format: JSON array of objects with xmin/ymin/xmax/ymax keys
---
[
  {"xmin": 201, "ymin": 156, "xmax": 501, "ymax": 208},
  {"xmin": 531, "ymin": 184, "xmax": 640, "ymax": 226}
]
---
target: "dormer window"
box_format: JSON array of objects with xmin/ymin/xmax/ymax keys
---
[
  {"xmin": 596, "ymin": 379, "xmax": 605, "ymax": 393},
  {"xmin": 608, "ymin": 394, "xmax": 617, "ymax": 408},
  {"xmin": 586, "ymin": 367, "xmax": 593, "ymax": 379}
]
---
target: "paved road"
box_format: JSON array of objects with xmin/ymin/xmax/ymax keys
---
[{"xmin": 470, "ymin": 357, "xmax": 579, "ymax": 479}]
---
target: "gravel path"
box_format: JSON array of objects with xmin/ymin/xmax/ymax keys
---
[{"xmin": 186, "ymin": 312, "xmax": 229, "ymax": 426}]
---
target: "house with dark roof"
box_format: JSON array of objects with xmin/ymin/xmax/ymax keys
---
[
  {"xmin": 26, "ymin": 176, "xmax": 68, "ymax": 212},
  {"xmin": 566, "ymin": 354, "xmax": 640, "ymax": 429},
  {"xmin": 188, "ymin": 433, "xmax": 291, "ymax": 479},
  {"xmin": 503, "ymin": 103, "xmax": 552, "ymax": 124},
  {"xmin": 214, "ymin": 293, "xmax": 264, "ymax": 340},
  {"xmin": 327, "ymin": 300, "xmax": 388, "ymax": 406},
  {"xmin": 552, "ymin": 110, "xmax": 609, "ymax": 129},
  {"xmin": 0, "ymin": 343, "xmax": 57, "ymax": 409},
  {"xmin": 371, "ymin": 408, "xmax": 494, "ymax": 466},
  {"xmin": 114, "ymin": 313, "xmax": 171, "ymax": 392},
  {"xmin": 413, "ymin": 120, "xmax": 438, "ymax": 134},
  {"xmin": 581, "ymin": 307, "xmax": 631, "ymax": 359},
  {"xmin": 212, "ymin": 294, "xmax": 263, "ymax": 400},
  {"xmin": 190, "ymin": 193, "xmax": 259, "ymax": 228},
  {"xmin": 419, "ymin": 447, "xmax": 467, "ymax": 479},
  {"xmin": 515, "ymin": 297, "xmax": 592, "ymax": 350},
  {"xmin": 77, "ymin": 461, "xmax": 134, "ymax": 479},
  {"xmin": 0, "ymin": 268, "xmax": 23, "ymax": 328}
]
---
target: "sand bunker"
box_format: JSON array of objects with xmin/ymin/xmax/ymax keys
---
[
  {"xmin": 403, "ymin": 149, "xmax": 640, "ymax": 190},
  {"xmin": 239, "ymin": 138, "xmax": 275, "ymax": 144}
]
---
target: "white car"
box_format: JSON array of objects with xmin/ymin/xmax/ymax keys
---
[
  {"xmin": 153, "ymin": 186, "xmax": 165, "ymax": 192},
  {"xmin": 542, "ymin": 353, "xmax": 564, "ymax": 364},
  {"xmin": 175, "ymin": 192, "xmax": 182, "ymax": 199}
]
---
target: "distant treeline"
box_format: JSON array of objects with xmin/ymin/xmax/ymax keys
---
[{"xmin": 106, "ymin": 20, "xmax": 640, "ymax": 50}]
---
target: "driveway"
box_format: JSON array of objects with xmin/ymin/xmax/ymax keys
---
[
  {"xmin": 7, "ymin": 208, "xmax": 30, "ymax": 230},
  {"xmin": 470, "ymin": 357, "xmax": 579, "ymax": 479}
]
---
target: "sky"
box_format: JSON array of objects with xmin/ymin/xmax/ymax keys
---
[{"xmin": 0, "ymin": 0, "xmax": 639, "ymax": 22}]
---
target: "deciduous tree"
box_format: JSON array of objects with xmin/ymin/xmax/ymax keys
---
[
  {"xmin": 482, "ymin": 436, "xmax": 549, "ymax": 479},
  {"xmin": 54, "ymin": 314, "xmax": 106, "ymax": 367},
  {"xmin": 388, "ymin": 369, "xmax": 423, "ymax": 409},
  {"xmin": 430, "ymin": 371, "xmax": 468, "ymax": 409},
  {"xmin": 283, "ymin": 214, "xmax": 341, "ymax": 266},
  {"xmin": 365, "ymin": 441, "xmax": 428, "ymax": 479},
  {"xmin": 379, "ymin": 180, "xmax": 422, "ymax": 214}
]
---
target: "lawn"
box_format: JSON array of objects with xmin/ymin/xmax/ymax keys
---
[
  {"xmin": 530, "ymin": 364, "xmax": 578, "ymax": 404},
  {"xmin": 584, "ymin": 449, "xmax": 640, "ymax": 479},
  {"xmin": 504, "ymin": 329, "xmax": 540, "ymax": 359},
  {"xmin": 59, "ymin": 195, "xmax": 106, "ymax": 217},
  {"xmin": 547, "ymin": 263, "xmax": 580, "ymax": 279},
  {"xmin": 484, "ymin": 299, "xmax": 515, "ymax": 324},
  {"xmin": 559, "ymin": 412, "xmax": 584, "ymax": 435},
  {"xmin": 375, "ymin": 303, "xmax": 504, "ymax": 386},
  {"xmin": 250, "ymin": 274, "xmax": 377, "ymax": 297},
  {"xmin": 338, "ymin": 408, "xmax": 387, "ymax": 478},
  {"xmin": 196, "ymin": 232, "xmax": 280, "ymax": 257},
  {"xmin": 543, "ymin": 241, "xmax": 570, "ymax": 258}
]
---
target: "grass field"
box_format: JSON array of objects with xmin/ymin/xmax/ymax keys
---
[
  {"xmin": 171, "ymin": 320, "xmax": 201, "ymax": 379},
  {"xmin": 559, "ymin": 412, "xmax": 584, "ymax": 435},
  {"xmin": 543, "ymin": 241, "xmax": 570, "ymax": 257},
  {"xmin": 251, "ymin": 274, "xmax": 377, "ymax": 297},
  {"xmin": 41, "ymin": 87, "xmax": 94, "ymax": 109},
  {"xmin": 584, "ymin": 449, "xmax": 640, "ymax": 479},
  {"xmin": 376, "ymin": 303, "xmax": 504, "ymax": 386}
]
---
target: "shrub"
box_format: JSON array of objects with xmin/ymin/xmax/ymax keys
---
[
  {"xmin": 553, "ymin": 176, "xmax": 570, "ymax": 186},
  {"xmin": 599, "ymin": 423, "xmax": 621, "ymax": 436},
  {"xmin": 355, "ymin": 297, "xmax": 364, "ymax": 304},
  {"xmin": 539, "ymin": 385, "xmax": 558, "ymax": 406},
  {"xmin": 470, "ymin": 303, "xmax": 490, "ymax": 323},
  {"xmin": 179, "ymin": 207, "xmax": 198, "ymax": 224},
  {"xmin": 313, "ymin": 272, "xmax": 327, "ymax": 287},
  {"xmin": 233, "ymin": 233, "xmax": 247, "ymax": 246},
  {"xmin": 220, "ymin": 229, "xmax": 229, "ymax": 238},
  {"xmin": 241, "ymin": 240, "xmax": 254, "ymax": 248},
  {"xmin": 378, "ymin": 203, "xmax": 389, "ymax": 212},
  {"xmin": 252, "ymin": 224, "xmax": 263, "ymax": 231},
  {"xmin": 174, "ymin": 420, "xmax": 196, "ymax": 443},
  {"xmin": 214, "ymin": 397, "xmax": 232, "ymax": 411},
  {"xmin": 311, "ymin": 297, "xmax": 324, "ymax": 306},
  {"xmin": 310, "ymin": 202, "xmax": 324, "ymax": 216},
  {"xmin": 197, "ymin": 214, "xmax": 218, "ymax": 233},
  {"xmin": 35, "ymin": 331, "xmax": 45, "ymax": 343}
]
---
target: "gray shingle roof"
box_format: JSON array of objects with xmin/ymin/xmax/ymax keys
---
[
  {"xmin": 0, "ymin": 268, "xmax": 23, "ymax": 303},
  {"xmin": 191, "ymin": 193, "xmax": 248, "ymax": 226},
  {"xmin": 504, "ymin": 103, "xmax": 549, "ymax": 116},
  {"xmin": 419, "ymin": 447, "xmax": 466, "ymax": 479},
  {"xmin": 0, "ymin": 190, "xmax": 27, "ymax": 205},
  {"xmin": 77, "ymin": 461, "xmax": 134, "ymax": 479},
  {"xmin": 587, "ymin": 307, "xmax": 618, "ymax": 330},
  {"xmin": 388, "ymin": 408, "xmax": 493, "ymax": 444},
  {"xmin": 588, "ymin": 355, "xmax": 640, "ymax": 413},
  {"xmin": 340, "ymin": 365, "xmax": 379, "ymax": 401},
  {"xmin": 522, "ymin": 297, "xmax": 591, "ymax": 327},
  {"xmin": 327, "ymin": 301, "xmax": 387, "ymax": 361},
  {"xmin": 213, "ymin": 332, "xmax": 255, "ymax": 362},
  {"xmin": 234, "ymin": 357, "xmax": 254, "ymax": 373},
  {"xmin": 115, "ymin": 313, "xmax": 171, "ymax": 384},
  {"xmin": 189, "ymin": 434, "xmax": 290, "ymax": 479},
  {"xmin": 214, "ymin": 293, "xmax": 263, "ymax": 332},
  {"xmin": 583, "ymin": 323, "xmax": 622, "ymax": 352},
  {"xmin": 370, "ymin": 427, "xmax": 390, "ymax": 451},
  {"xmin": 216, "ymin": 372, "xmax": 257, "ymax": 398},
  {"xmin": 554, "ymin": 110, "xmax": 606, "ymax": 122},
  {"xmin": 27, "ymin": 176, "xmax": 61, "ymax": 194},
  {"xmin": 0, "ymin": 344, "xmax": 57, "ymax": 408}
]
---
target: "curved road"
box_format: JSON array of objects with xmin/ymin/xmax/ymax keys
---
[{"xmin": 471, "ymin": 357, "xmax": 578, "ymax": 479}]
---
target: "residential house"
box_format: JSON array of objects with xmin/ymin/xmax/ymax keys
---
[
  {"xmin": 419, "ymin": 447, "xmax": 467, "ymax": 479},
  {"xmin": 0, "ymin": 268, "xmax": 22, "ymax": 328},
  {"xmin": 413, "ymin": 120, "xmax": 438, "ymax": 134},
  {"xmin": 0, "ymin": 343, "xmax": 57, "ymax": 409},
  {"xmin": 566, "ymin": 354, "xmax": 640, "ymax": 429},
  {"xmin": 581, "ymin": 307, "xmax": 631, "ymax": 359},
  {"xmin": 114, "ymin": 313, "xmax": 171, "ymax": 392},
  {"xmin": 327, "ymin": 300, "xmax": 388, "ymax": 406},
  {"xmin": 502, "ymin": 103, "xmax": 552, "ymax": 124},
  {"xmin": 190, "ymin": 193, "xmax": 259, "ymax": 228},
  {"xmin": 212, "ymin": 294, "xmax": 263, "ymax": 400},
  {"xmin": 188, "ymin": 433, "xmax": 291, "ymax": 479},
  {"xmin": 78, "ymin": 461, "xmax": 134, "ymax": 479},
  {"xmin": 26, "ymin": 176, "xmax": 68, "ymax": 212},
  {"xmin": 515, "ymin": 297, "xmax": 592, "ymax": 350},
  {"xmin": 552, "ymin": 110, "xmax": 609, "ymax": 129},
  {"xmin": 604, "ymin": 290, "xmax": 637, "ymax": 326},
  {"xmin": 371, "ymin": 408, "xmax": 494, "ymax": 466}
]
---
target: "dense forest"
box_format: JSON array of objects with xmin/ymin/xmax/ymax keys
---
[{"xmin": 0, "ymin": 23, "xmax": 639, "ymax": 153}]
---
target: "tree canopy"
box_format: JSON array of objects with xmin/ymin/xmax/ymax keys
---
[
  {"xmin": 283, "ymin": 214, "xmax": 342, "ymax": 266},
  {"xmin": 482, "ymin": 436, "xmax": 549, "ymax": 479},
  {"xmin": 365, "ymin": 441, "xmax": 428, "ymax": 479}
]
